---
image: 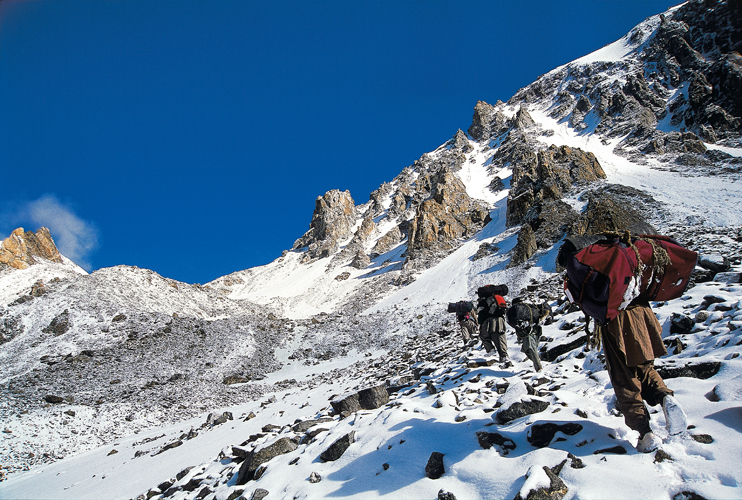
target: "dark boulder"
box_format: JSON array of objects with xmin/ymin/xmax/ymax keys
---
[
  {"xmin": 331, "ymin": 384, "xmax": 389, "ymax": 414},
  {"xmin": 657, "ymin": 362, "xmax": 721, "ymax": 380},
  {"xmin": 527, "ymin": 422, "xmax": 583, "ymax": 448},
  {"xmin": 236, "ymin": 437, "xmax": 299, "ymax": 485},
  {"xmin": 496, "ymin": 399, "xmax": 550, "ymax": 425},
  {"xmin": 425, "ymin": 452, "xmax": 445, "ymax": 479},
  {"xmin": 542, "ymin": 334, "xmax": 588, "ymax": 362},
  {"xmin": 319, "ymin": 431, "xmax": 355, "ymax": 462},
  {"xmin": 476, "ymin": 431, "xmax": 517, "ymax": 454},
  {"xmin": 670, "ymin": 313, "xmax": 695, "ymax": 335},
  {"xmin": 291, "ymin": 417, "xmax": 334, "ymax": 433}
]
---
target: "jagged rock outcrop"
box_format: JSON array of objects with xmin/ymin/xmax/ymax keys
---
[
  {"xmin": 506, "ymin": 146, "xmax": 607, "ymax": 265},
  {"xmin": 0, "ymin": 227, "xmax": 63, "ymax": 270},
  {"xmin": 507, "ymin": 145, "xmax": 606, "ymax": 227},
  {"xmin": 510, "ymin": 225, "xmax": 538, "ymax": 268},
  {"xmin": 293, "ymin": 190, "xmax": 358, "ymax": 262},
  {"xmin": 406, "ymin": 168, "xmax": 489, "ymax": 264},
  {"xmin": 569, "ymin": 189, "xmax": 655, "ymax": 236},
  {"xmin": 468, "ymin": 100, "xmax": 508, "ymax": 142},
  {"xmin": 451, "ymin": 129, "xmax": 473, "ymax": 153}
]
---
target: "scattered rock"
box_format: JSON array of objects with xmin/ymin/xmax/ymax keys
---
[
  {"xmin": 670, "ymin": 313, "xmax": 695, "ymax": 334},
  {"xmin": 691, "ymin": 434, "xmax": 713, "ymax": 444},
  {"xmin": 593, "ymin": 445, "xmax": 627, "ymax": 455},
  {"xmin": 320, "ymin": 431, "xmax": 355, "ymax": 462},
  {"xmin": 476, "ymin": 431, "xmax": 517, "ymax": 455},
  {"xmin": 425, "ymin": 451, "xmax": 445, "ymax": 479},
  {"xmin": 515, "ymin": 460, "xmax": 568, "ymax": 500},
  {"xmin": 527, "ymin": 422, "xmax": 583, "ymax": 448},
  {"xmin": 438, "ymin": 489, "xmax": 458, "ymax": 500},
  {"xmin": 249, "ymin": 488, "xmax": 269, "ymax": 500},
  {"xmin": 657, "ymin": 362, "xmax": 721, "ymax": 380},
  {"xmin": 496, "ymin": 398, "xmax": 550, "ymax": 425},
  {"xmin": 566, "ymin": 453, "xmax": 585, "ymax": 469},
  {"xmin": 291, "ymin": 417, "xmax": 334, "ymax": 433},
  {"xmin": 654, "ymin": 449, "xmax": 673, "ymax": 463},
  {"xmin": 236, "ymin": 437, "xmax": 299, "ymax": 484},
  {"xmin": 42, "ymin": 310, "xmax": 71, "ymax": 336},
  {"xmin": 672, "ymin": 492, "xmax": 709, "ymax": 500}
]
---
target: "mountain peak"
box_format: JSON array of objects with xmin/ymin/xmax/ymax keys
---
[{"xmin": 0, "ymin": 227, "xmax": 63, "ymax": 270}]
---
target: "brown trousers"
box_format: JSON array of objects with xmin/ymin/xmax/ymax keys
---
[
  {"xmin": 480, "ymin": 317, "xmax": 508, "ymax": 359},
  {"xmin": 459, "ymin": 318, "xmax": 478, "ymax": 344},
  {"xmin": 602, "ymin": 323, "xmax": 673, "ymax": 435}
]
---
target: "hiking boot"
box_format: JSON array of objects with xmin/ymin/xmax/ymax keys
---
[
  {"xmin": 636, "ymin": 432, "xmax": 662, "ymax": 453},
  {"xmin": 662, "ymin": 395, "xmax": 687, "ymax": 435},
  {"xmin": 500, "ymin": 358, "xmax": 513, "ymax": 368}
]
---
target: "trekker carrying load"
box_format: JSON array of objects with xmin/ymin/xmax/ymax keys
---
[
  {"xmin": 557, "ymin": 229, "xmax": 693, "ymax": 453},
  {"xmin": 506, "ymin": 298, "xmax": 549, "ymax": 372},
  {"xmin": 447, "ymin": 300, "xmax": 478, "ymax": 347},
  {"xmin": 476, "ymin": 284, "xmax": 511, "ymax": 366}
]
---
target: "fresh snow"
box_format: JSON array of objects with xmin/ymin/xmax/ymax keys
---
[{"xmin": 3, "ymin": 274, "xmax": 742, "ymax": 500}]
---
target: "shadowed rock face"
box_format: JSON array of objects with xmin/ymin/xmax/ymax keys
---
[
  {"xmin": 0, "ymin": 227, "xmax": 63, "ymax": 270},
  {"xmin": 507, "ymin": 145, "xmax": 606, "ymax": 228}
]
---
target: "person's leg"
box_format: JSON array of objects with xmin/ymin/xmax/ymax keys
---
[
  {"xmin": 523, "ymin": 334, "xmax": 542, "ymax": 371},
  {"xmin": 637, "ymin": 363, "xmax": 687, "ymax": 435},
  {"xmin": 494, "ymin": 318, "xmax": 509, "ymax": 362},
  {"xmin": 479, "ymin": 319, "xmax": 495, "ymax": 353},
  {"xmin": 603, "ymin": 331, "xmax": 651, "ymax": 437},
  {"xmin": 459, "ymin": 321, "xmax": 471, "ymax": 344}
]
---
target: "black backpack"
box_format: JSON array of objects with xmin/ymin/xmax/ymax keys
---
[
  {"xmin": 447, "ymin": 300, "xmax": 474, "ymax": 316},
  {"xmin": 477, "ymin": 284, "xmax": 508, "ymax": 298}
]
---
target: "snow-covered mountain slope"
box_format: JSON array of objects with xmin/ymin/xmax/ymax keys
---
[
  {"xmin": 1, "ymin": 1, "xmax": 742, "ymax": 497},
  {"xmin": 3, "ymin": 267, "xmax": 742, "ymax": 500},
  {"xmin": 206, "ymin": 1, "xmax": 742, "ymax": 320},
  {"xmin": 0, "ymin": 265, "xmax": 275, "ymax": 381},
  {"xmin": 0, "ymin": 256, "xmax": 86, "ymax": 307}
]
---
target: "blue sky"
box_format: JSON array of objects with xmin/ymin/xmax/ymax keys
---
[{"xmin": 0, "ymin": 0, "xmax": 677, "ymax": 284}]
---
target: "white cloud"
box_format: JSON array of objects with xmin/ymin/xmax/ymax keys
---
[{"xmin": 0, "ymin": 195, "xmax": 99, "ymax": 270}]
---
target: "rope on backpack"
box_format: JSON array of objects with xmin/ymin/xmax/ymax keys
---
[{"xmin": 637, "ymin": 236, "xmax": 672, "ymax": 277}]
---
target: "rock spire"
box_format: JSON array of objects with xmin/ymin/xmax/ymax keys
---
[{"xmin": 0, "ymin": 227, "xmax": 63, "ymax": 270}]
